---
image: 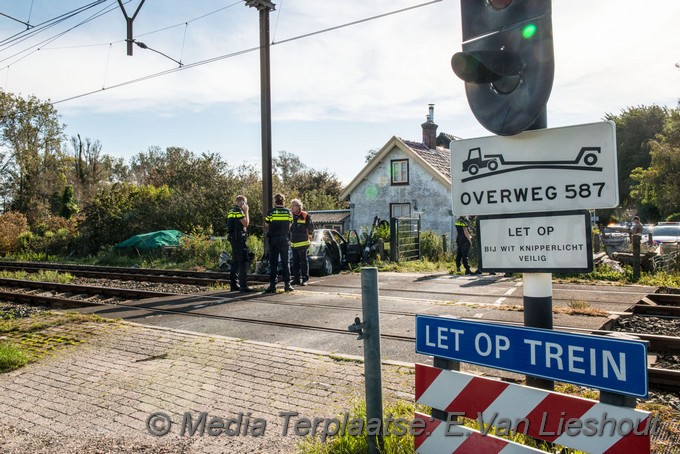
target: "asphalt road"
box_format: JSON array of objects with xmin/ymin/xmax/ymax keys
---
[{"xmin": 77, "ymin": 271, "xmax": 656, "ymax": 369}]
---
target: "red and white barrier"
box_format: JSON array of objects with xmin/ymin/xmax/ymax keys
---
[
  {"xmin": 415, "ymin": 364, "xmax": 651, "ymax": 454},
  {"xmin": 414, "ymin": 411, "xmax": 545, "ymax": 453}
]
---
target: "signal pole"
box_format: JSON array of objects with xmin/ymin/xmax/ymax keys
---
[
  {"xmin": 452, "ymin": 0, "xmax": 555, "ymax": 390},
  {"xmin": 245, "ymin": 0, "xmax": 276, "ymax": 235}
]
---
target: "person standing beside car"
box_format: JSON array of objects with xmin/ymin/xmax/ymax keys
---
[
  {"xmin": 455, "ymin": 216, "xmax": 473, "ymax": 275},
  {"xmin": 265, "ymin": 193, "xmax": 293, "ymax": 293},
  {"xmin": 227, "ymin": 195, "xmax": 253, "ymax": 292},
  {"xmin": 630, "ymin": 216, "xmax": 643, "ymax": 240},
  {"xmin": 290, "ymin": 198, "xmax": 314, "ymax": 286}
]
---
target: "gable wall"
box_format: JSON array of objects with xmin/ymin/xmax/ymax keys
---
[{"xmin": 348, "ymin": 146, "xmax": 453, "ymax": 239}]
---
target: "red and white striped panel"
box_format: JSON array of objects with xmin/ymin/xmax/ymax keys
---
[
  {"xmin": 414, "ymin": 412, "xmax": 545, "ymax": 453},
  {"xmin": 416, "ymin": 364, "xmax": 650, "ymax": 454}
]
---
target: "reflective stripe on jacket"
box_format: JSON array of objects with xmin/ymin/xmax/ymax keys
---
[
  {"xmin": 227, "ymin": 205, "xmax": 246, "ymax": 242},
  {"xmin": 265, "ymin": 207, "xmax": 292, "ymax": 237},
  {"xmin": 291, "ymin": 211, "xmax": 313, "ymax": 248}
]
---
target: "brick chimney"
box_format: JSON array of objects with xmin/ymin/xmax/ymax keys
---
[{"xmin": 421, "ymin": 104, "xmax": 438, "ymax": 149}]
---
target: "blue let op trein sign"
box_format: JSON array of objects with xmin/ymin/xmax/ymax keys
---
[{"xmin": 415, "ymin": 315, "xmax": 648, "ymax": 397}]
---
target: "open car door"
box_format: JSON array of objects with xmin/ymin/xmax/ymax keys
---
[{"xmin": 345, "ymin": 230, "xmax": 362, "ymax": 265}]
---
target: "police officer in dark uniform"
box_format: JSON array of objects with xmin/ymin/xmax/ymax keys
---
[
  {"xmin": 455, "ymin": 216, "xmax": 473, "ymax": 275},
  {"xmin": 290, "ymin": 198, "xmax": 314, "ymax": 286},
  {"xmin": 264, "ymin": 193, "xmax": 293, "ymax": 293},
  {"xmin": 227, "ymin": 195, "xmax": 253, "ymax": 292}
]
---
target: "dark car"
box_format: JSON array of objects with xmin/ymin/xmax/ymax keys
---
[{"xmin": 308, "ymin": 229, "xmax": 362, "ymax": 275}]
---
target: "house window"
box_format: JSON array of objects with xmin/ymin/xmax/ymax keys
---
[
  {"xmin": 391, "ymin": 159, "xmax": 409, "ymax": 185},
  {"xmin": 391, "ymin": 203, "xmax": 411, "ymax": 219}
]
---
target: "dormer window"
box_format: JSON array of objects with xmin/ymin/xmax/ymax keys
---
[{"xmin": 391, "ymin": 159, "xmax": 409, "ymax": 185}]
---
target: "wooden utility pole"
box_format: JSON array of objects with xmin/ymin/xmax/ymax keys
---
[{"xmin": 245, "ymin": 0, "xmax": 276, "ymax": 234}]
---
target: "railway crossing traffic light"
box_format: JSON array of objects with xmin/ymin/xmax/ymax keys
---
[{"xmin": 451, "ymin": 0, "xmax": 554, "ymax": 135}]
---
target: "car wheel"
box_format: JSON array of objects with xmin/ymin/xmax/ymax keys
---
[{"xmin": 320, "ymin": 254, "xmax": 333, "ymax": 276}]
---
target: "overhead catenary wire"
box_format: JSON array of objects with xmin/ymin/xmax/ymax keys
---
[
  {"xmin": 52, "ymin": 0, "xmax": 443, "ymax": 105},
  {"xmin": 0, "ymin": 12, "xmax": 33, "ymax": 29},
  {"xmin": 0, "ymin": 0, "xmax": 110, "ymax": 49},
  {"xmin": 0, "ymin": 0, "xmax": 243, "ymax": 75},
  {"xmin": 0, "ymin": 1, "xmax": 122, "ymax": 66},
  {"xmin": 271, "ymin": 0, "xmax": 284, "ymax": 43},
  {"xmin": 273, "ymin": 0, "xmax": 442, "ymax": 46},
  {"xmin": 26, "ymin": 1, "xmax": 243, "ymax": 51}
]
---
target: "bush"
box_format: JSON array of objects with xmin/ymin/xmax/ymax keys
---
[
  {"xmin": 420, "ymin": 230, "xmax": 444, "ymax": 261},
  {"xmin": 174, "ymin": 227, "xmax": 225, "ymax": 268},
  {"xmin": 665, "ymin": 213, "xmax": 680, "ymax": 222},
  {"xmin": 0, "ymin": 212, "xmax": 29, "ymax": 254}
]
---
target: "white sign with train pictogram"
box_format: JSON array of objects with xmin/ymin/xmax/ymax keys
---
[{"xmin": 451, "ymin": 121, "xmax": 618, "ymax": 216}]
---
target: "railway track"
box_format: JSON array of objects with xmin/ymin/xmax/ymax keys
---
[
  {"xmin": 0, "ymin": 260, "xmax": 650, "ymax": 309},
  {"xmin": 0, "ymin": 279, "xmax": 414, "ymax": 343},
  {"xmin": 1, "ymin": 275, "xmax": 678, "ymax": 393}
]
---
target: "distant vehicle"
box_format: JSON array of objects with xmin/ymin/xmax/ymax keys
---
[
  {"xmin": 601, "ymin": 224, "xmax": 630, "ymax": 252},
  {"xmin": 462, "ymin": 146, "xmax": 601, "ymax": 176},
  {"xmin": 308, "ymin": 229, "xmax": 362, "ymax": 276},
  {"xmin": 651, "ymin": 224, "xmax": 680, "ymax": 245},
  {"xmin": 640, "ymin": 225, "xmax": 653, "ymax": 244}
]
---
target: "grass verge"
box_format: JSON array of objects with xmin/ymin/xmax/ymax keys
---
[
  {"xmin": 0, "ymin": 341, "xmax": 29, "ymax": 372},
  {"xmin": 0, "ymin": 310, "xmax": 116, "ymax": 372}
]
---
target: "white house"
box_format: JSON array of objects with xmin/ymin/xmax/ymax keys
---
[{"xmin": 340, "ymin": 105, "xmax": 459, "ymax": 240}]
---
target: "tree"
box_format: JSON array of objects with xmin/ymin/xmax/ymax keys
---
[
  {"xmin": 0, "ymin": 211, "xmax": 29, "ymax": 253},
  {"xmin": 272, "ymin": 151, "xmax": 345, "ymax": 210},
  {"xmin": 69, "ymin": 134, "xmax": 117, "ymax": 204},
  {"xmin": 630, "ymin": 109, "xmax": 680, "ymax": 219},
  {"xmin": 292, "ymin": 169, "xmax": 345, "ymax": 210},
  {"xmin": 604, "ymin": 105, "xmax": 668, "ymax": 209},
  {"xmin": 0, "ymin": 92, "xmax": 66, "ymax": 225},
  {"xmin": 78, "ymin": 183, "xmax": 175, "ymax": 253},
  {"xmin": 273, "ymin": 150, "xmax": 306, "ymax": 188},
  {"xmin": 365, "ymin": 148, "xmax": 379, "ymax": 163},
  {"xmin": 60, "ymin": 185, "xmax": 78, "ymax": 219}
]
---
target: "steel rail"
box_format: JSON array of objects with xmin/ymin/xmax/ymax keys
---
[
  {"xmin": 0, "ymin": 277, "xmax": 180, "ymax": 299},
  {"xmin": 0, "ymin": 261, "xmax": 648, "ymax": 306},
  {"xmin": 2, "ymin": 276, "xmax": 678, "ymax": 353},
  {"xmin": 1, "ymin": 285, "xmax": 676, "ymax": 391}
]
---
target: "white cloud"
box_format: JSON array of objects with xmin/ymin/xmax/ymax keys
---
[{"xmin": 2, "ymin": 0, "xmax": 679, "ymax": 186}]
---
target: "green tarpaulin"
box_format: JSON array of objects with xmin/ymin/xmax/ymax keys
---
[{"xmin": 114, "ymin": 230, "xmax": 183, "ymax": 250}]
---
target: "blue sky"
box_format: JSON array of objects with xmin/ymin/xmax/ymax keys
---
[{"xmin": 1, "ymin": 0, "xmax": 678, "ymax": 184}]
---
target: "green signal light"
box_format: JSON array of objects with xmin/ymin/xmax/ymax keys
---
[{"xmin": 522, "ymin": 23, "xmax": 537, "ymax": 39}]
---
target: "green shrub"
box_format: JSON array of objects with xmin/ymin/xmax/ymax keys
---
[
  {"xmin": 174, "ymin": 227, "xmax": 226, "ymax": 269},
  {"xmin": 419, "ymin": 230, "xmax": 443, "ymax": 261},
  {"xmin": 665, "ymin": 213, "xmax": 680, "ymax": 222}
]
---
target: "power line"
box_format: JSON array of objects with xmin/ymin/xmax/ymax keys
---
[
  {"xmin": 0, "ymin": 1, "xmax": 121, "ymax": 66},
  {"xmin": 53, "ymin": 45, "xmax": 260, "ymax": 104},
  {"xmin": 273, "ymin": 0, "xmax": 442, "ymax": 46},
  {"xmin": 0, "ymin": 0, "xmax": 243, "ymax": 73},
  {"xmin": 52, "ymin": 0, "xmax": 443, "ymax": 105},
  {"xmin": 0, "ymin": 12, "xmax": 33, "ymax": 29},
  {"xmin": 16, "ymin": 1, "xmax": 243, "ymax": 51},
  {"xmin": 0, "ymin": 0, "xmax": 110, "ymax": 49}
]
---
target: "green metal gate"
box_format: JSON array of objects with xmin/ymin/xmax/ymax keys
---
[{"xmin": 389, "ymin": 216, "xmax": 421, "ymax": 262}]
